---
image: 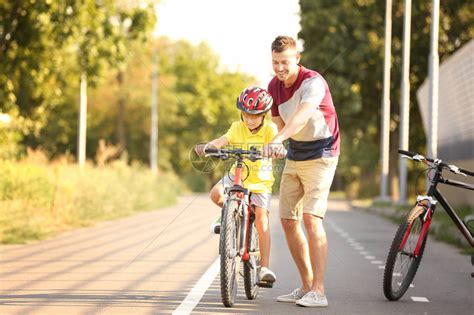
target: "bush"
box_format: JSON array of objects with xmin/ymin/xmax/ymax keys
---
[{"xmin": 0, "ymin": 158, "xmax": 184, "ymax": 244}]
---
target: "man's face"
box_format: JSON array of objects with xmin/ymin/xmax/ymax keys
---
[{"xmin": 271, "ymin": 47, "xmax": 300, "ymax": 83}]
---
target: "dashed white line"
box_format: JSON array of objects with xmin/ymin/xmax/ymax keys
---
[
  {"xmin": 411, "ymin": 296, "xmax": 429, "ymax": 302},
  {"xmin": 370, "ymin": 260, "xmax": 383, "ymax": 264},
  {"xmin": 364, "ymin": 255, "xmax": 376, "ymax": 260},
  {"xmin": 173, "ymin": 257, "xmax": 220, "ymax": 315}
]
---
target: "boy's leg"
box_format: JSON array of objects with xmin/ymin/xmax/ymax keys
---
[
  {"xmin": 209, "ymin": 181, "xmax": 224, "ymax": 208},
  {"xmin": 254, "ymin": 206, "xmax": 270, "ymax": 268}
]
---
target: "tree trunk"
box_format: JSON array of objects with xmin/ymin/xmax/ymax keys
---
[{"xmin": 116, "ymin": 70, "xmax": 126, "ymax": 156}]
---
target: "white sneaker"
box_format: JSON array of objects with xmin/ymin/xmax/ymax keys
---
[
  {"xmin": 276, "ymin": 288, "xmax": 306, "ymax": 303},
  {"xmin": 259, "ymin": 267, "xmax": 276, "ymax": 283},
  {"xmin": 296, "ymin": 291, "xmax": 328, "ymax": 307},
  {"xmin": 209, "ymin": 216, "xmax": 221, "ymax": 234}
]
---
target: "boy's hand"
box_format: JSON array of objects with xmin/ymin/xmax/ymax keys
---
[{"xmin": 194, "ymin": 143, "xmax": 207, "ymax": 156}]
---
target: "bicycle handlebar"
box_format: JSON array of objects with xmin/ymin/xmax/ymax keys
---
[
  {"xmin": 398, "ymin": 149, "xmax": 474, "ymax": 177},
  {"xmin": 204, "ymin": 148, "xmax": 263, "ymax": 162}
]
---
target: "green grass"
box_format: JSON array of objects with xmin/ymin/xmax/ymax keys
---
[
  {"xmin": 0, "ymin": 159, "xmax": 185, "ymax": 244},
  {"xmin": 359, "ymin": 199, "xmax": 473, "ymax": 254}
]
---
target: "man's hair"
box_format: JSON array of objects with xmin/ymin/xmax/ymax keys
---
[{"xmin": 271, "ymin": 35, "xmax": 297, "ymax": 52}]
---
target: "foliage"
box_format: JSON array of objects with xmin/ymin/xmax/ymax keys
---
[
  {"xmin": 0, "ymin": 151, "xmax": 184, "ymax": 244},
  {"xmin": 299, "ymin": 0, "xmax": 474, "ymax": 197},
  {"xmin": 0, "ymin": 0, "xmax": 156, "ymax": 153},
  {"xmin": 88, "ymin": 39, "xmax": 254, "ymax": 190}
]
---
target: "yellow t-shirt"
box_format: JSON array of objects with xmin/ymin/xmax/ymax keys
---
[{"xmin": 224, "ymin": 120, "xmax": 278, "ymax": 194}]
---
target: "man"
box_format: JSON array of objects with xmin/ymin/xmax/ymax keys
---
[{"xmin": 263, "ymin": 35, "xmax": 340, "ymax": 308}]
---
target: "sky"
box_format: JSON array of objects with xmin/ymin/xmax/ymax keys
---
[{"xmin": 154, "ymin": 0, "xmax": 301, "ymax": 86}]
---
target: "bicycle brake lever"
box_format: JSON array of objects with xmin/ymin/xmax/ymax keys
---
[
  {"xmin": 412, "ymin": 154, "xmax": 425, "ymax": 162},
  {"xmin": 448, "ymin": 165, "xmax": 467, "ymax": 176}
]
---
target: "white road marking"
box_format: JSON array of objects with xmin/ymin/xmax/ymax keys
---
[
  {"xmin": 364, "ymin": 255, "xmax": 376, "ymax": 260},
  {"xmin": 378, "ymin": 265, "xmax": 385, "ymax": 269},
  {"xmin": 371, "ymin": 260, "xmax": 383, "ymax": 264},
  {"xmin": 410, "ymin": 284, "xmax": 415, "ymax": 288},
  {"xmin": 173, "ymin": 257, "xmax": 220, "ymax": 315},
  {"xmin": 411, "ymin": 296, "xmax": 429, "ymax": 302},
  {"xmin": 360, "ymin": 251, "xmax": 369, "ymax": 255}
]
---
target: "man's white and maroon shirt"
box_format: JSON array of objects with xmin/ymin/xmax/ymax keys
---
[{"xmin": 268, "ymin": 66, "xmax": 340, "ymax": 161}]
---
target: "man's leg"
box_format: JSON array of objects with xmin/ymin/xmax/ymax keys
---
[
  {"xmin": 281, "ymin": 218, "xmax": 313, "ymax": 291},
  {"xmin": 303, "ymin": 214, "xmax": 327, "ymax": 295}
]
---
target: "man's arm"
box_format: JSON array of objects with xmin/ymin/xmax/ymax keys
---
[
  {"xmin": 263, "ymin": 103, "xmax": 313, "ymax": 158},
  {"xmin": 272, "ymin": 116, "xmax": 285, "ymax": 132},
  {"xmin": 272, "ymin": 102, "xmax": 313, "ymax": 143}
]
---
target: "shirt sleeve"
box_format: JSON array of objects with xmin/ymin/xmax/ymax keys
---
[
  {"xmin": 224, "ymin": 122, "xmax": 237, "ymax": 144},
  {"xmin": 301, "ymin": 76, "xmax": 325, "ymax": 109},
  {"xmin": 266, "ymin": 122, "xmax": 278, "ymax": 143},
  {"xmin": 268, "ymin": 80, "xmax": 280, "ymax": 117}
]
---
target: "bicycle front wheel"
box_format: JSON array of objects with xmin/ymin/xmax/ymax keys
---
[
  {"xmin": 244, "ymin": 221, "xmax": 260, "ymax": 300},
  {"xmin": 219, "ymin": 198, "xmax": 240, "ymax": 307},
  {"xmin": 383, "ymin": 206, "xmax": 428, "ymax": 300}
]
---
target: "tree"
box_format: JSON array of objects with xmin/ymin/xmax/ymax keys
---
[
  {"xmin": 0, "ymin": 0, "xmax": 156, "ymax": 158},
  {"xmin": 298, "ymin": 0, "xmax": 474, "ymax": 197}
]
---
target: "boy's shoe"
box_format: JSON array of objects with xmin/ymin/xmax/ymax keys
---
[
  {"xmin": 276, "ymin": 288, "xmax": 306, "ymax": 303},
  {"xmin": 209, "ymin": 216, "xmax": 221, "ymax": 234},
  {"xmin": 295, "ymin": 291, "xmax": 328, "ymax": 307},
  {"xmin": 258, "ymin": 267, "xmax": 276, "ymax": 287}
]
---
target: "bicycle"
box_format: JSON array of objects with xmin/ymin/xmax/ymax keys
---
[
  {"xmin": 383, "ymin": 149, "xmax": 474, "ymax": 301},
  {"xmin": 204, "ymin": 147, "xmax": 273, "ymax": 307}
]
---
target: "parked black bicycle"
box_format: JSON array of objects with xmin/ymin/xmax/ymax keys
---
[{"xmin": 383, "ymin": 150, "xmax": 474, "ymax": 301}]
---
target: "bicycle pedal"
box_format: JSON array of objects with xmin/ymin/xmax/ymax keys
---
[{"xmin": 257, "ymin": 281, "xmax": 274, "ymax": 288}]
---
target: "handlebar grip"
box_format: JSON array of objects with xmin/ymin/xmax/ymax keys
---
[
  {"xmin": 459, "ymin": 167, "xmax": 474, "ymax": 177},
  {"xmin": 204, "ymin": 148, "xmax": 219, "ymax": 154},
  {"xmin": 398, "ymin": 149, "xmax": 416, "ymax": 157}
]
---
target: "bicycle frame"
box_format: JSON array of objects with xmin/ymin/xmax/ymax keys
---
[
  {"xmin": 224, "ymin": 159, "xmax": 254, "ymax": 262},
  {"xmin": 411, "ymin": 164, "xmax": 474, "ymax": 248}
]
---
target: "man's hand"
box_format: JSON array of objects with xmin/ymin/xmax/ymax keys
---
[{"xmin": 263, "ymin": 141, "xmax": 287, "ymax": 159}]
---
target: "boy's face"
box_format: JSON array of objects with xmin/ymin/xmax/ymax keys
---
[
  {"xmin": 242, "ymin": 112, "xmax": 265, "ymax": 130},
  {"xmin": 271, "ymin": 47, "xmax": 300, "ymax": 83}
]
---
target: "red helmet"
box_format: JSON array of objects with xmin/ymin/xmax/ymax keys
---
[{"xmin": 236, "ymin": 87, "xmax": 273, "ymax": 114}]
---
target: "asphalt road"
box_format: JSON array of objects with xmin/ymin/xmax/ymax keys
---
[{"xmin": 0, "ymin": 194, "xmax": 472, "ymax": 314}]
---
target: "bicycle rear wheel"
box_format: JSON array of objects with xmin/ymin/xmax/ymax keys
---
[
  {"xmin": 383, "ymin": 206, "xmax": 428, "ymax": 300},
  {"xmin": 244, "ymin": 221, "xmax": 260, "ymax": 300},
  {"xmin": 219, "ymin": 198, "xmax": 240, "ymax": 307}
]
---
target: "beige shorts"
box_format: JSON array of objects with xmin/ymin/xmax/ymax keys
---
[
  {"xmin": 219, "ymin": 176, "xmax": 272, "ymax": 211},
  {"xmin": 279, "ymin": 156, "xmax": 338, "ymax": 220}
]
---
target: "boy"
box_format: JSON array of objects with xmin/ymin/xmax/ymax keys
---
[{"xmin": 195, "ymin": 86, "xmax": 279, "ymax": 284}]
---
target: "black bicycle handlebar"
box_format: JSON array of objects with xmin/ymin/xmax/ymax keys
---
[{"xmin": 398, "ymin": 149, "xmax": 474, "ymax": 177}]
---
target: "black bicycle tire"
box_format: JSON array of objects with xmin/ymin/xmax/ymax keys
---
[
  {"xmin": 383, "ymin": 209, "xmax": 428, "ymax": 301},
  {"xmin": 220, "ymin": 199, "xmax": 240, "ymax": 307},
  {"xmin": 243, "ymin": 222, "xmax": 260, "ymax": 300}
]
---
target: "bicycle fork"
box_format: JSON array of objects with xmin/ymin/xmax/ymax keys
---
[
  {"xmin": 239, "ymin": 193, "xmax": 251, "ymax": 261},
  {"xmin": 400, "ymin": 196, "xmax": 437, "ymax": 257}
]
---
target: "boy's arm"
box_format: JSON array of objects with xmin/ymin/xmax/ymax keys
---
[
  {"xmin": 208, "ymin": 136, "xmax": 229, "ymax": 149},
  {"xmin": 195, "ymin": 136, "xmax": 229, "ymax": 155}
]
